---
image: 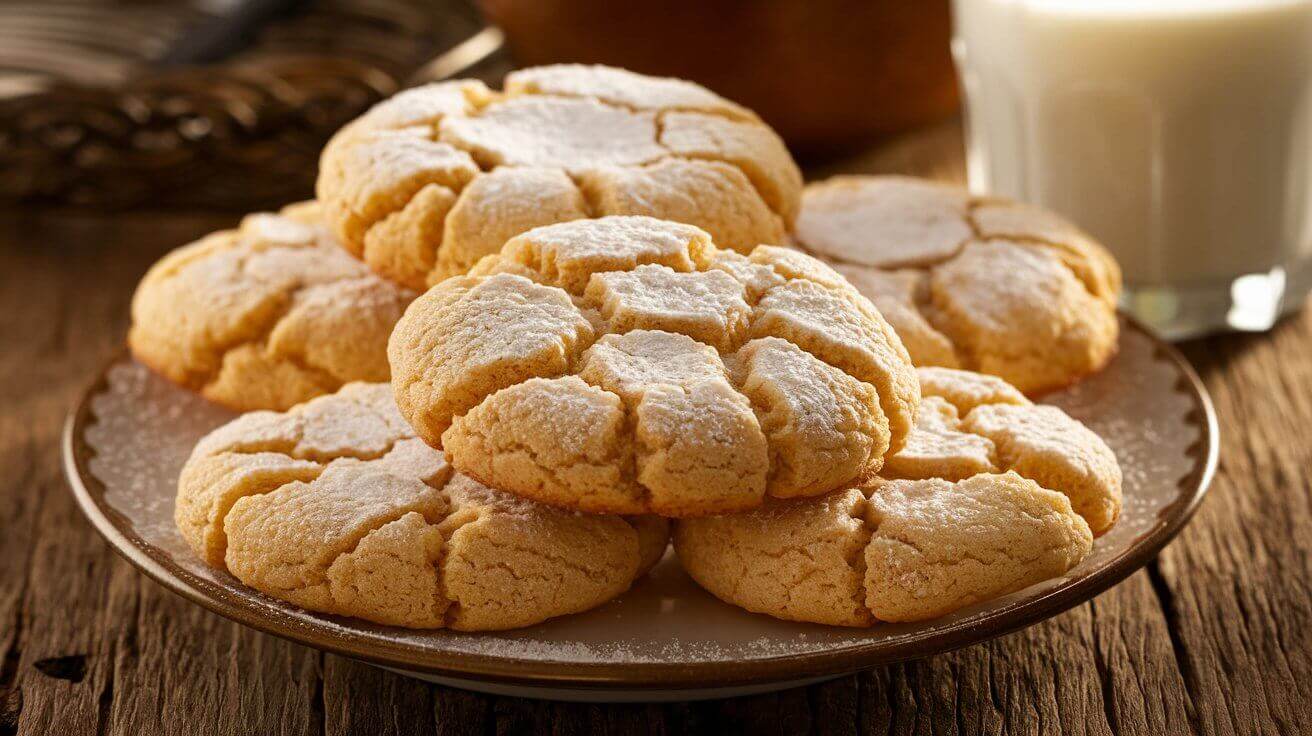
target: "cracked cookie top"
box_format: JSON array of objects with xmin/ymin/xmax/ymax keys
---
[
  {"xmin": 129, "ymin": 202, "xmax": 417, "ymax": 412},
  {"xmin": 388, "ymin": 216, "xmax": 919, "ymax": 518},
  {"xmin": 175, "ymin": 383, "xmax": 669, "ymax": 631},
  {"xmin": 795, "ymin": 176, "xmax": 1122, "ymax": 395},
  {"xmin": 316, "ymin": 64, "xmax": 802, "ymax": 290},
  {"xmin": 673, "ymin": 366, "xmax": 1121, "ymax": 626}
]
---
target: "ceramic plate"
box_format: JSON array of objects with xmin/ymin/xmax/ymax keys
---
[{"xmin": 64, "ymin": 317, "xmax": 1216, "ymax": 702}]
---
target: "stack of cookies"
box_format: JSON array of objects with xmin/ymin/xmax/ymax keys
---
[{"xmin": 131, "ymin": 65, "xmax": 1125, "ymax": 631}]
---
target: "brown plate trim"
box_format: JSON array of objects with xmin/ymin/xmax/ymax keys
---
[{"xmin": 63, "ymin": 317, "xmax": 1218, "ymax": 693}]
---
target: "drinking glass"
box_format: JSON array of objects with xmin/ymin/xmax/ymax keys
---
[{"xmin": 952, "ymin": 0, "xmax": 1312, "ymax": 338}]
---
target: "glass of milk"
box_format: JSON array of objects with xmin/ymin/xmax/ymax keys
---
[{"xmin": 952, "ymin": 0, "xmax": 1312, "ymax": 338}]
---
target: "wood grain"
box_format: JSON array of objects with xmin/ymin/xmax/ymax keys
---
[{"xmin": 0, "ymin": 121, "xmax": 1309, "ymax": 734}]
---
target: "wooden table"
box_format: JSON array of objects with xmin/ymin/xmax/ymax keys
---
[{"xmin": 2, "ymin": 122, "xmax": 1308, "ymax": 735}]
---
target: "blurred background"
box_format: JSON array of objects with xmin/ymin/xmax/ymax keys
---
[{"xmin": 0, "ymin": 0, "xmax": 957, "ymax": 210}]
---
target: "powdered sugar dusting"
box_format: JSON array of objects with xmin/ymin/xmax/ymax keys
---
[
  {"xmin": 76, "ymin": 322, "xmax": 1205, "ymax": 668},
  {"xmin": 1041, "ymin": 326, "xmax": 1200, "ymax": 537},
  {"xmin": 86, "ymin": 361, "xmax": 235, "ymax": 558}
]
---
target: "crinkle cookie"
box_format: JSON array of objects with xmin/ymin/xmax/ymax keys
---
[
  {"xmin": 388, "ymin": 216, "xmax": 919, "ymax": 518},
  {"xmin": 674, "ymin": 366, "xmax": 1121, "ymax": 625},
  {"xmin": 175, "ymin": 383, "xmax": 669, "ymax": 631},
  {"xmin": 129, "ymin": 202, "xmax": 417, "ymax": 412},
  {"xmin": 316, "ymin": 64, "xmax": 802, "ymax": 290},
  {"xmin": 795, "ymin": 176, "xmax": 1122, "ymax": 395}
]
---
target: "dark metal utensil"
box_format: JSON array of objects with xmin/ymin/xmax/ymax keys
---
[{"xmin": 157, "ymin": 0, "xmax": 307, "ymax": 67}]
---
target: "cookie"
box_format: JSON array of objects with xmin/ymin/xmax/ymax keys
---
[
  {"xmin": 673, "ymin": 366, "xmax": 1121, "ymax": 625},
  {"xmin": 129, "ymin": 203, "xmax": 417, "ymax": 412},
  {"xmin": 388, "ymin": 216, "xmax": 919, "ymax": 517},
  {"xmin": 316, "ymin": 64, "xmax": 802, "ymax": 290},
  {"xmin": 175, "ymin": 383, "xmax": 669, "ymax": 631},
  {"xmin": 795, "ymin": 176, "xmax": 1122, "ymax": 394}
]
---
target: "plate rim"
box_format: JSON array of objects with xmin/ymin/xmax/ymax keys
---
[{"xmin": 63, "ymin": 318, "xmax": 1219, "ymax": 693}]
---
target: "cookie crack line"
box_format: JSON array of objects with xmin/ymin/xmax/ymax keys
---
[
  {"xmin": 397, "ymin": 217, "xmax": 916, "ymax": 517},
  {"xmin": 178, "ymin": 383, "xmax": 673, "ymax": 630},
  {"xmin": 673, "ymin": 365, "xmax": 1115, "ymax": 625},
  {"xmin": 789, "ymin": 238, "xmax": 986, "ymax": 376},
  {"xmin": 259, "ymin": 505, "xmax": 424, "ymax": 595},
  {"xmin": 791, "ymin": 230, "xmax": 969, "ymax": 272},
  {"xmin": 564, "ymin": 321, "xmax": 768, "ymax": 469},
  {"xmin": 207, "ymin": 411, "xmax": 410, "ymax": 465},
  {"xmin": 564, "ymin": 169, "xmax": 602, "ymax": 219},
  {"xmin": 745, "ymin": 279, "xmax": 886, "ymax": 380},
  {"xmin": 130, "ymin": 208, "xmax": 417, "ymax": 411},
  {"xmin": 746, "ymin": 278, "xmax": 908, "ymax": 438},
  {"xmin": 869, "ymin": 529, "xmax": 1034, "ymax": 571},
  {"xmin": 792, "ymin": 246, "xmax": 976, "ymax": 376},
  {"xmin": 505, "ymin": 88, "xmax": 756, "ymax": 124},
  {"xmin": 1012, "ymin": 239, "xmax": 1110, "ymax": 306},
  {"xmin": 155, "ymin": 246, "xmax": 308, "ymax": 392},
  {"xmin": 189, "ymin": 444, "xmax": 417, "ymax": 571},
  {"xmin": 661, "ymin": 149, "xmax": 788, "ymax": 229},
  {"xmin": 320, "ymin": 66, "xmax": 802, "ymax": 290},
  {"xmin": 444, "ymin": 390, "xmax": 643, "ymax": 509},
  {"xmin": 794, "ymin": 176, "xmax": 1120, "ymax": 395},
  {"xmin": 962, "ymin": 198, "xmax": 986, "ymax": 239},
  {"xmin": 459, "ymin": 442, "xmax": 640, "ymax": 509},
  {"xmin": 350, "ymin": 147, "xmax": 790, "ymax": 285},
  {"xmin": 677, "ymin": 473, "xmax": 1097, "ymax": 627},
  {"xmin": 963, "ymin": 207, "xmax": 1120, "ymax": 309},
  {"xmin": 211, "ymin": 439, "xmax": 398, "ymax": 465},
  {"xmin": 849, "ymin": 494, "xmax": 879, "ymax": 614},
  {"xmin": 963, "ymin": 197, "xmax": 1110, "ymax": 301},
  {"xmin": 429, "ymin": 500, "xmax": 482, "ymax": 629},
  {"xmin": 722, "ymin": 370, "xmax": 782, "ymax": 490},
  {"xmin": 209, "ymin": 341, "xmax": 344, "ymax": 399},
  {"xmin": 484, "ymin": 541, "xmax": 625, "ymax": 585}
]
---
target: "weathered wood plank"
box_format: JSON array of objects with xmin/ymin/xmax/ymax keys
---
[
  {"xmin": 1088, "ymin": 570, "xmax": 1196, "ymax": 735},
  {"xmin": 0, "ymin": 215, "xmax": 63, "ymax": 736},
  {"xmin": 323, "ymin": 655, "xmax": 436, "ymax": 736},
  {"xmin": 0, "ymin": 213, "xmax": 144, "ymax": 736},
  {"xmin": 1163, "ymin": 317, "xmax": 1312, "ymax": 736},
  {"xmin": 432, "ymin": 687, "xmax": 490, "ymax": 736},
  {"xmin": 844, "ymin": 608, "xmax": 1116, "ymax": 736},
  {"xmin": 103, "ymin": 583, "xmax": 322, "ymax": 736},
  {"xmin": 809, "ymin": 675, "xmax": 860, "ymax": 736}
]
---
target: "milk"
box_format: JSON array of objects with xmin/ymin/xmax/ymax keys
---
[{"xmin": 952, "ymin": 0, "xmax": 1312, "ymax": 337}]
